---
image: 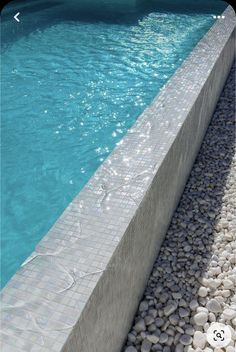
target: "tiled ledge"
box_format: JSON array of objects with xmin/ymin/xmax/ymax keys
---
[{"xmin": 0, "ymin": 6, "xmax": 235, "ymax": 352}]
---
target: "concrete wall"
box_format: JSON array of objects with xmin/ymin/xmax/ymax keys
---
[{"xmin": 0, "ymin": 6, "xmax": 235, "ymax": 352}]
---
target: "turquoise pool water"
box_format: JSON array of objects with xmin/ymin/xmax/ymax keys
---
[{"xmin": 1, "ymin": 0, "xmax": 226, "ymax": 288}]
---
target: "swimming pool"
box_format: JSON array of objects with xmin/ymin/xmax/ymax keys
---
[{"xmin": 1, "ymin": 0, "xmax": 226, "ymax": 288}]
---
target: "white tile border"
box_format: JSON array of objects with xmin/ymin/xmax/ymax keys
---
[{"xmin": 0, "ymin": 6, "xmax": 235, "ymax": 352}]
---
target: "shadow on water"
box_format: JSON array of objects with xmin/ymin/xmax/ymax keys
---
[
  {"xmin": 123, "ymin": 62, "xmax": 235, "ymax": 351},
  {"xmin": 1, "ymin": 0, "xmax": 227, "ymax": 47}
]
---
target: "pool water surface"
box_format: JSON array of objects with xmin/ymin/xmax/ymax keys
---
[{"xmin": 1, "ymin": 0, "xmax": 227, "ymax": 287}]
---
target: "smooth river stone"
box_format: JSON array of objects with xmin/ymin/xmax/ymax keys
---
[
  {"xmin": 164, "ymin": 302, "xmax": 178, "ymax": 317},
  {"xmin": 222, "ymin": 279, "xmax": 234, "ymax": 289},
  {"xmin": 144, "ymin": 316, "xmax": 154, "ymax": 326},
  {"xmin": 141, "ymin": 339, "xmax": 152, "ymax": 352},
  {"xmin": 159, "ymin": 332, "xmax": 168, "ymax": 344},
  {"xmin": 179, "ymin": 308, "xmax": 190, "ymax": 318},
  {"xmin": 226, "ymin": 347, "xmax": 236, "ymax": 352},
  {"xmin": 189, "ymin": 299, "xmax": 199, "ymax": 311},
  {"xmin": 125, "ymin": 347, "xmax": 138, "ymax": 352},
  {"xmin": 175, "ymin": 344, "xmax": 184, "ymax": 352},
  {"xmin": 146, "ymin": 334, "xmax": 159, "ymax": 344},
  {"xmin": 198, "ymin": 286, "xmax": 208, "ymax": 297},
  {"xmin": 206, "ymin": 299, "xmax": 222, "ymax": 313},
  {"xmin": 208, "ymin": 278, "xmax": 221, "ymax": 290},
  {"xmin": 193, "ymin": 312, "xmax": 208, "ymax": 326},
  {"xmin": 222, "ymin": 308, "xmax": 236, "ymax": 320},
  {"xmin": 155, "ymin": 318, "xmax": 164, "ymax": 327},
  {"xmin": 134, "ymin": 319, "xmax": 146, "ymax": 333},
  {"xmin": 185, "ymin": 326, "xmax": 195, "ymax": 335},
  {"xmin": 128, "ymin": 333, "xmax": 136, "ymax": 343},
  {"xmin": 169, "ymin": 314, "xmax": 179, "ymax": 325},
  {"xmin": 179, "ymin": 334, "xmax": 193, "ymax": 346},
  {"xmin": 193, "ymin": 331, "xmax": 207, "ymax": 349},
  {"xmin": 139, "ymin": 301, "xmax": 149, "ymax": 312}
]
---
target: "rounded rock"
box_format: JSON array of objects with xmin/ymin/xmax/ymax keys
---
[
  {"xmin": 222, "ymin": 308, "xmax": 236, "ymax": 320},
  {"xmin": 141, "ymin": 339, "xmax": 152, "ymax": 352},
  {"xmin": 139, "ymin": 301, "xmax": 149, "ymax": 312},
  {"xmin": 149, "ymin": 309, "xmax": 158, "ymax": 319},
  {"xmin": 155, "ymin": 318, "xmax": 164, "ymax": 327},
  {"xmin": 160, "ymin": 292, "xmax": 169, "ymax": 303},
  {"xmin": 226, "ymin": 347, "xmax": 236, "ymax": 352},
  {"xmin": 189, "ymin": 299, "xmax": 199, "ymax": 311},
  {"xmin": 145, "ymin": 315, "xmax": 155, "ymax": 326},
  {"xmin": 127, "ymin": 333, "xmax": 136, "ymax": 343},
  {"xmin": 146, "ymin": 334, "xmax": 159, "ymax": 344},
  {"xmin": 172, "ymin": 292, "xmax": 182, "ymax": 300},
  {"xmin": 159, "ymin": 332, "xmax": 168, "ymax": 344},
  {"xmin": 134, "ymin": 319, "xmax": 146, "ymax": 333},
  {"xmin": 206, "ymin": 299, "xmax": 222, "ymax": 313},
  {"xmin": 208, "ymin": 279, "xmax": 221, "ymax": 290},
  {"xmin": 163, "ymin": 347, "xmax": 171, "ymax": 352},
  {"xmin": 193, "ymin": 331, "xmax": 206, "ymax": 349},
  {"xmin": 185, "ymin": 326, "xmax": 194, "ymax": 336},
  {"xmin": 222, "ymin": 279, "xmax": 234, "ymax": 290},
  {"xmin": 221, "ymin": 290, "xmax": 231, "ymax": 298},
  {"xmin": 179, "ymin": 308, "xmax": 190, "ymax": 318},
  {"xmin": 163, "ymin": 301, "xmax": 178, "ymax": 317},
  {"xmin": 232, "ymin": 317, "xmax": 236, "ymax": 326},
  {"xmin": 179, "ymin": 334, "xmax": 192, "ymax": 346},
  {"xmin": 193, "ymin": 312, "xmax": 208, "ymax": 326},
  {"xmin": 175, "ymin": 343, "xmax": 184, "ymax": 352},
  {"xmin": 198, "ymin": 287, "xmax": 208, "ymax": 297},
  {"xmin": 208, "ymin": 312, "xmax": 216, "ymax": 322},
  {"xmin": 169, "ymin": 314, "xmax": 179, "ymax": 325},
  {"xmin": 125, "ymin": 347, "xmax": 138, "ymax": 352}
]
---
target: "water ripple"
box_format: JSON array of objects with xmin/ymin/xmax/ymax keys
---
[{"xmin": 1, "ymin": 9, "xmax": 216, "ymax": 287}]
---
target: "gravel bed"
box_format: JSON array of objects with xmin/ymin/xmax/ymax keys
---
[{"xmin": 122, "ymin": 62, "xmax": 236, "ymax": 352}]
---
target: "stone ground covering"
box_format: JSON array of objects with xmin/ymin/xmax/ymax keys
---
[{"xmin": 122, "ymin": 62, "xmax": 236, "ymax": 352}]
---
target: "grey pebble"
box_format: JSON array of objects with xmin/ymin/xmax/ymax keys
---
[
  {"xmin": 125, "ymin": 347, "xmax": 138, "ymax": 352},
  {"xmin": 141, "ymin": 339, "xmax": 152, "ymax": 352},
  {"xmin": 179, "ymin": 334, "xmax": 193, "ymax": 345}
]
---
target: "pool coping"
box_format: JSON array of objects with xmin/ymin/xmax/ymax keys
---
[{"xmin": 0, "ymin": 6, "xmax": 235, "ymax": 352}]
